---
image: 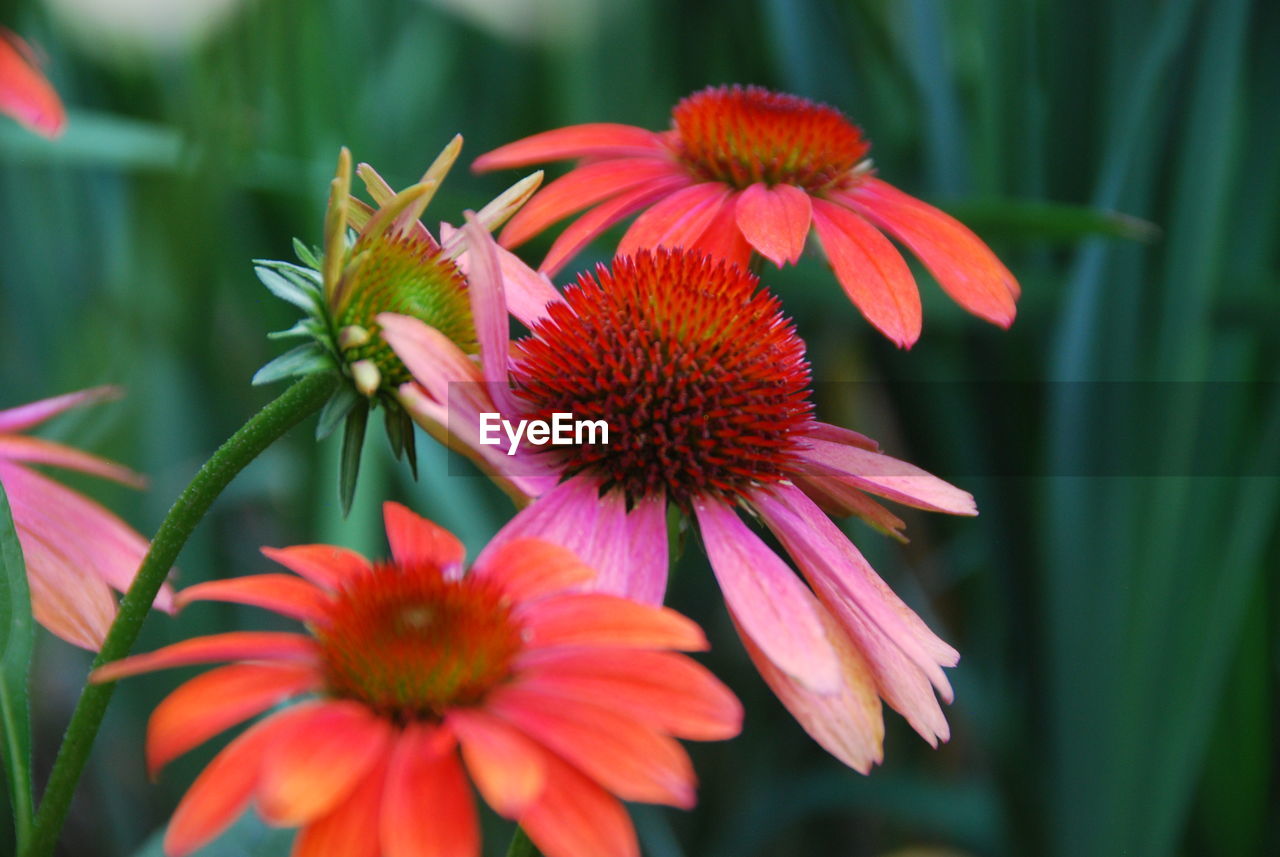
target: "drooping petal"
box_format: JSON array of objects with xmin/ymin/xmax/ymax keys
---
[
  {"xmin": 791, "ymin": 474, "xmax": 908, "ymax": 541},
  {"xmin": 540, "ymin": 174, "xmax": 694, "ymax": 276},
  {"xmin": 793, "ymin": 433, "xmax": 977, "ymax": 515},
  {"xmin": 617, "ymin": 183, "xmax": 733, "ymax": 258},
  {"xmin": 447, "ymin": 708, "xmax": 547, "ymax": 818},
  {"xmin": 839, "ymin": 178, "xmax": 1019, "ymax": 326},
  {"xmin": 91, "ymin": 632, "xmax": 318, "ymax": 683},
  {"xmin": 17, "ymin": 526, "xmax": 115, "ymax": 649},
  {"xmin": 732, "ymin": 603, "xmax": 885, "ymax": 773},
  {"xmin": 517, "ymin": 649, "xmax": 742, "ymax": 741},
  {"xmin": 471, "ymin": 538, "xmax": 595, "ymax": 602},
  {"xmin": 517, "ymin": 593, "xmax": 707, "ymax": 653},
  {"xmin": 440, "ymin": 221, "xmax": 564, "ymax": 329},
  {"xmin": 292, "ymin": 755, "xmax": 388, "ymax": 857},
  {"xmin": 175, "ymin": 575, "xmax": 330, "ymax": 623},
  {"xmin": 147, "ymin": 663, "xmax": 321, "ymax": 776},
  {"xmin": 519, "ymin": 751, "xmax": 639, "ymax": 857},
  {"xmin": 0, "ymin": 30, "xmax": 65, "ymax": 138},
  {"xmin": 164, "ymin": 705, "xmax": 316, "ymax": 857},
  {"xmin": 689, "ymin": 192, "xmax": 754, "ymax": 271},
  {"xmin": 0, "ymin": 387, "xmax": 123, "ymax": 434},
  {"xmin": 461, "ymin": 214, "xmax": 518, "ymax": 417},
  {"xmin": 500, "ymin": 158, "xmax": 688, "ymax": 248},
  {"xmin": 489, "ymin": 684, "xmax": 696, "ymax": 808},
  {"xmin": 0, "ymin": 435, "xmax": 145, "ymax": 487},
  {"xmin": 260, "ymin": 544, "xmax": 372, "ymax": 591},
  {"xmin": 735, "ymin": 182, "xmax": 812, "ymax": 266},
  {"xmin": 802, "ymin": 421, "xmax": 879, "ymax": 451},
  {"xmin": 692, "ymin": 497, "xmax": 842, "ymax": 694},
  {"xmin": 473, "ymin": 124, "xmax": 667, "ymax": 171},
  {"xmin": 381, "ymin": 724, "xmax": 479, "ymax": 857},
  {"xmin": 257, "ymin": 701, "xmax": 392, "ymax": 826},
  {"xmin": 811, "ymin": 198, "xmax": 921, "ymax": 348},
  {"xmin": 383, "ymin": 501, "xmax": 465, "ymax": 574}
]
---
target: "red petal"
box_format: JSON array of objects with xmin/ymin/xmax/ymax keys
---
[
  {"xmin": 448, "ymin": 709, "xmax": 547, "ymax": 818},
  {"xmin": 500, "ymin": 157, "xmax": 685, "ymax": 248},
  {"xmin": 0, "ymin": 30, "xmax": 65, "ymax": 138},
  {"xmin": 617, "ymin": 183, "xmax": 733, "ymax": 258},
  {"xmin": 147, "ymin": 662, "xmax": 320, "ymax": 776},
  {"xmin": 473, "ymin": 124, "xmax": 666, "ymax": 171},
  {"xmin": 91, "ymin": 632, "xmax": 317, "ymax": 683},
  {"xmin": 381, "ymin": 724, "xmax": 479, "ymax": 857},
  {"xmin": 292, "ymin": 755, "xmax": 388, "ymax": 857},
  {"xmin": 735, "ymin": 183, "xmax": 813, "ymax": 266},
  {"xmin": 472, "ymin": 538, "xmax": 595, "ymax": 602},
  {"xmin": 518, "ymin": 593, "xmax": 707, "ymax": 652},
  {"xmin": 383, "ymin": 502, "xmax": 466, "ymax": 573},
  {"xmin": 840, "ymin": 178, "xmax": 1019, "ymax": 326},
  {"xmin": 811, "ymin": 198, "xmax": 922, "ymax": 348},
  {"xmin": 257, "ymin": 701, "xmax": 392, "ymax": 826},
  {"xmin": 175, "ymin": 574, "xmax": 330, "ymax": 622},
  {"xmin": 540, "ymin": 174, "xmax": 693, "ymax": 275},
  {"xmin": 260, "ymin": 544, "xmax": 372, "ymax": 591},
  {"xmin": 519, "ymin": 752, "xmax": 639, "ymax": 857},
  {"xmin": 489, "ymin": 684, "xmax": 696, "ymax": 808},
  {"xmin": 690, "ymin": 192, "xmax": 754, "ymax": 271}
]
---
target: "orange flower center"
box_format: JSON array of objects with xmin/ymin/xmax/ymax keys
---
[
  {"xmin": 514, "ymin": 249, "xmax": 813, "ymax": 507},
  {"xmin": 671, "ymin": 84, "xmax": 870, "ymax": 191},
  {"xmin": 314, "ymin": 562, "xmax": 521, "ymax": 720}
]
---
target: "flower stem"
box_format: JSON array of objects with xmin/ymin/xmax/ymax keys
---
[
  {"xmin": 505, "ymin": 827, "xmax": 543, "ymax": 857},
  {"xmin": 21, "ymin": 372, "xmax": 338, "ymax": 857}
]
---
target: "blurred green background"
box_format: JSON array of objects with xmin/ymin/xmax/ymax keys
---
[{"xmin": 1, "ymin": 0, "xmax": 1276, "ymax": 855}]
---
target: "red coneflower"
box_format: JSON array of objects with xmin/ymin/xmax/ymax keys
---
[
  {"xmin": 93, "ymin": 502, "xmax": 741, "ymax": 857},
  {"xmin": 383, "ymin": 227, "xmax": 975, "ymax": 771},
  {"xmin": 474, "ymin": 84, "xmax": 1019, "ymax": 347}
]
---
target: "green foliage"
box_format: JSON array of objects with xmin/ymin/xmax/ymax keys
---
[{"xmin": 0, "ymin": 484, "xmax": 34, "ymax": 851}]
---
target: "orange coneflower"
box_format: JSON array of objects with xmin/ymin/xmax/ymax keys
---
[
  {"xmin": 94, "ymin": 503, "xmax": 741, "ymax": 857},
  {"xmin": 475, "ymin": 84, "xmax": 1019, "ymax": 347}
]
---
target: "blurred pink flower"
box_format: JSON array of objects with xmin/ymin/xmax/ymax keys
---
[
  {"xmin": 0, "ymin": 28, "xmax": 65, "ymax": 138},
  {"xmin": 0, "ymin": 387, "xmax": 170, "ymax": 648}
]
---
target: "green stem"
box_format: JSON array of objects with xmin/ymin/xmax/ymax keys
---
[
  {"xmin": 21, "ymin": 372, "xmax": 338, "ymax": 857},
  {"xmin": 505, "ymin": 827, "xmax": 543, "ymax": 857}
]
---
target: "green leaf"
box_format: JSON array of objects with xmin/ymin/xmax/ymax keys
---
[
  {"xmin": 315, "ymin": 385, "xmax": 360, "ymax": 441},
  {"xmin": 943, "ymin": 199, "xmax": 1161, "ymax": 243},
  {"xmin": 339, "ymin": 401, "xmax": 370, "ymax": 517},
  {"xmin": 292, "ymin": 238, "xmax": 322, "ymax": 271},
  {"xmin": 251, "ymin": 344, "xmax": 330, "ymax": 386},
  {"xmin": 267, "ymin": 319, "xmax": 326, "ymax": 341},
  {"xmin": 253, "ymin": 265, "xmax": 322, "ymax": 313},
  {"xmin": 0, "ymin": 481, "xmax": 35, "ymax": 849}
]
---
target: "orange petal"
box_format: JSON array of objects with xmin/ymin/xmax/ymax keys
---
[
  {"xmin": 517, "ymin": 650, "xmax": 742, "ymax": 741},
  {"xmin": 448, "ymin": 709, "xmax": 547, "ymax": 818},
  {"xmin": 811, "ymin": 197, "xmax": 922, "ymax": 348},
  {"xmin": 518, "ymin": 593, "xmax": 707, "ymax": 652},
  {"xmin": 617, "ymin": 182, "xmax": 733, "ymax": 258},
  {"xmin": 489, "ymin": 684, "xmax": 696, "ymax": 808},
  {"xmin": 735, "ymin": 182, "xmax": 812, "ymax": 266},
  {"xmin": 260, "ymin": 544, "xmax": 371, "ymax": 591},
  {"xmin": 256, "ymin": 701, "xmax": 393, "ymax": 826},
  {"xmin": 91, "ymin": 631, "xmax": 317, "ymax": 683},
  {"xmin": 175, "ymin": 574, "xmax": 330, "ymax": 622},
  {"xmin": 840, "ymin": 178, "xmax": 1019, "ymax": 326},
  {"xmin": 164, "ymin": 705, "xmax": 315, "ymax": 857},
  {"xmin": 0, "ymin": 29, "xmax": 65, "ymax": 138},
  {"xmin": 520, "ymin": 752, "xmax": 639, "ymax": 857},
  {"xmin": 689, "ymin": 192, "xmax": 755, "ymax": 271},
  {"xmin": 473, "ymin": 123, "xmax": 666, "ymax": 171},
  {"xmin": 147, "ymin": 662, "xmax": 320, "ymax": 776},
  {"xmin": 381, "ymin": 724, "xmax": 479, "ymax": 857},
  {"xmin": 472, "ymin": 539, "xmax": 595, "ymax": 602},
  {"xmin": 292, "ymin": 755, "xmax": 388, "ymax": 857},
  {"xmin": 383, "ymin": 502, "xmax": 466, "ymax": 573}
]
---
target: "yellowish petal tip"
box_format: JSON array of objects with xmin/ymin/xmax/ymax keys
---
[{"xmin": 350, "ymin": 360, "xmax": 382, "ymax": 397}]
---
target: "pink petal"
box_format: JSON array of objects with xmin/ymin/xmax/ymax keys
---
[
  {"xmin": 791, "ymin": 474, "xmax": 908, "ymax": 540},
  {"xmin": 473, "ymin": 124, "xmax": 667, "ymax": 171},
  {"xmin": 839, "ymin": 178, "xmax": 1019, "ymax": 326},
  {"xmin": 175, "ymin": 574, "xmax": 330, "ymax": 623},
  {"xmin": 461, "ymin": 214, "xmax": 518, "ymax": 417},
  {"xmin": 383, "ymin": 502, "xmax": 465, "ymax": 574},
  {"xmin": 735, "ymin": 182, "xmax": 813, "ymax": 266},
  {"xmin": 381, "ymin": 724, "xmax": 479, "ymax": 857},
  {"xmin": 803, "ymin": 421, "xmax": 879, "ymax": 450},
  {"xmin": 0, "ymin": 435, "xmax": 144, "ymax": 487},
  {"xmin": 500, "ymin": 157, "xmax": 687, "ymax": 248},
  {"xmin": 16, "ymin": 525, "xmax": 115, "ymax": 649},
  {"xmin": 260, "ymin": 543, "xmax": 372, "ymax": 591},
  {"xmin": 617, "ymin": 183, "xmax": 734, "ymax": 258},
  {"xmin": 147, "ymin": 662, "xmax": 320, "ymax": 776},
  {"xmin": 692, "ymin": 497, "xmax": 842, "ymax": 694},
  {"xmin": 447, "ymin": 708, "xmax": 547, "ymax": 817},
  {"xmin": 811, "ymin": 198, "xmax": 922, "ymax": 348},
  {"xmin": 440, "ymin": 221, "xmax": 563, "ymax": 329},
  {"xmin": 0, "ymin": 30, "xmax": 65, "ymax": 138},
  {"xmin": 91, "ymin": 632, "xmax": 318, "ymax": 683},
  {"xmin": 0, "ymin": 386, "xmax": 121, "ymax": 434},
  {"xmin": 520, "ymin": 751, "xmax": 639, "ymax": 857},
  {"xmin": 517, "ymin": 593, "xmax": 707, "ymax": 653},
  {"xmin": 540, "ymin": 174, "xmax": 694, "ymax": 276},
  {"xmin": 794, "ymin": 435, "xmax": 977, "ymax": 515}
]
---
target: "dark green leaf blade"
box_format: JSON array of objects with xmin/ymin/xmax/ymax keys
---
[{"xmin": 0, "ymin": 480, "xmax": 35, "ymax": 849}]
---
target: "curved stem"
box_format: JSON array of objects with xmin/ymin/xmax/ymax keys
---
[
  {"xmin": 505, "ymin": 826, "xmax": 543, "ymax": 857},
  {"xmin": 21, "ymin": 372, "xmax": 338, "ymax": 857}
]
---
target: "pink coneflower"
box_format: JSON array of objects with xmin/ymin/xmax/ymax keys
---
[
  {"xmin": 382, "ymin": 229, "xmax": 976, "ymax": 771},
  {"xmin": 93, "ymin": 502, "xmax": 740, "ymax": 857},
  {"xmin": 0, "ymin": 28, "xmax": 65, "ymax": 138},
  {"xmin": 474, "ymin": 84, "xmax": 1019, "ymax": 347},
  {"xmin": 0, "ymin": 387, "xmax": 169, "ymax": 649}
]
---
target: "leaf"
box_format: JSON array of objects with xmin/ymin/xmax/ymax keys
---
[
  {"xmin": 253, "ymin": 265, "xmax": 322, "ymax": 313},
  {"xmin": 339, "ymin": 401, "xmax": 370, "ymax": 517},
  {"xmin": 0, "ymin": 480, "xmax": 35, "ymax": 849},
  {"xmin": 942, "ymin": 199, "xmax": 1161, "ymax": 244},
  {"xmin": 292, "ymin": 238, "xmax": 323, "ymax": 271},
  {"xmin": 315, "ymin": 385, "xmax": 359, "ymax": 441},
  {"xmin": 251, "ymin": 344, "xmax": 330, "ymax": 386}
]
